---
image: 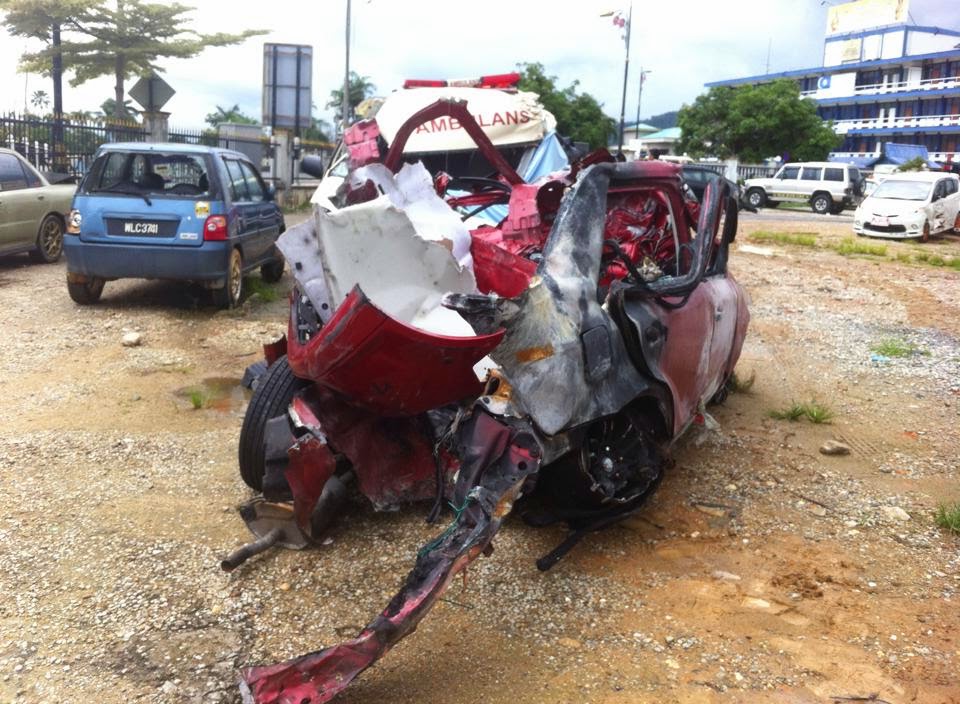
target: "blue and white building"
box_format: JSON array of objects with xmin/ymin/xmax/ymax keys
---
[{"xmin": 706, "ymin": 0, "xmax": 960, "ymax": 165}]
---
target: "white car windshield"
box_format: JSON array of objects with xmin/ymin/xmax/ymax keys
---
[{"xmin": 871, "ymin": 180, "xmax": 931, "ymax": 201}]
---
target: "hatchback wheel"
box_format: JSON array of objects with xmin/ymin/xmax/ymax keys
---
[
  {"xmin": 811, "ymin": 194, "xmax": 831, "ymax": 215},
  {"xmin": 920, "ymin": 221, "xmax": 931, "ymax": 243},
  {"xmin": 67, "ymin": 276, "xmax": 105, "ymax": 304},
  {"xmin": 214, "ymin": 248, "xmax": 244, "ymax": 308},
  {"xmin": 29, "ymin": 214, "xmax": 64, "ymax": 263}
]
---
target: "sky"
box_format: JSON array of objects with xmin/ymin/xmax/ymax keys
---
[{"xmin": 0, "ymin": 0, "xmax": 838, "ymax": 130}]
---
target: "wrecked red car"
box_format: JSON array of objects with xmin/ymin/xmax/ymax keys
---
[{"xmin": 224, "ymin": 77, "xmax": 749, "ymax": 704}]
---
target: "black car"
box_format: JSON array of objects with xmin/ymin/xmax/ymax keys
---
[{"xmin": 680, "ymin": 164, "xmax": 725, "ymax": 202}]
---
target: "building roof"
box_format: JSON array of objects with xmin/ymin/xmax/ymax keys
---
[
  {"xmin": 625, "ymin": 121, "xmax": 658, "ymax": 133},
  {"xmin": 706, "ymin": 48, "xmax": 960, "ymax": 88},
  {"xmin": 641, "ymin": 127, "xmax": 682, "ymax": 141}
]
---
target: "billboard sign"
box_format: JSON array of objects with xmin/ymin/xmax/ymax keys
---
[
  {"xmin": 826, "ymin": 0, "xmax": 909, "ymax": 35},
  {"xmin": 262, "ymin": 43, "xmax": 312, "ymax": 130}
]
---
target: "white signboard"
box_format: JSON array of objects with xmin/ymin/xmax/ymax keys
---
[{"xmin": 826, "ymin": 0, "xmax": 910, "ymax": 35}]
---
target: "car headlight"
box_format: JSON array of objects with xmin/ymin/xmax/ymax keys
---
[{"xmin": 67, "ymin": 209, "xmax": 82, "ymax": 234}]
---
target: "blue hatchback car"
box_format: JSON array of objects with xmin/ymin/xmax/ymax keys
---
[{"xmin": 64, "ymin": 143, "xmax": 285, "ymax": 307}]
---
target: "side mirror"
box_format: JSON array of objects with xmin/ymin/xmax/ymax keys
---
[{"xmin": 300, "ymin": 156, "xmax": 326, "ymax": 179}]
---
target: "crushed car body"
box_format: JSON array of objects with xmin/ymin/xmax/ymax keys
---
[{"xmin": 226, "ymin": 75, "xmax": 750, "ymax": 704}]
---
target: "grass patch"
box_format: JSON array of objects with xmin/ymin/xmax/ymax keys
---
[
  {"xmin": 769, "ymin": 400, "xmax": 834, "ymax": 424},
  {"xmin": 188, "ymin": 388, "xmax": 208, "ymax": 410},
  {"xmin": 245, "ymin": 277, "xmax": 281, "ymax": 303},
  {"xmin": 728, "ymin": 370, "xmax": 756, "ymax": 394},
  {"xmin": 935, "ymin": 502, "xmax": 960, "ymax": 534},
  {"xmin": 870, "ymin": 338, "xmax": 926, "ymax": 358},
  {"xmin": 748, "ymin": 231, "xmax": 818, "ymax": 247},
  {"xmin": 831, "ymin": 238, "xmax": 887, "ymax": 257}
]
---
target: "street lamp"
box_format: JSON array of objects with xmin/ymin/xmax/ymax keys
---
[{"xmin": 634, "ymin": 68, "xmax": 652, "ymax": 132}]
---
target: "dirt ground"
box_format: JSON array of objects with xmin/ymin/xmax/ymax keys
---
[{"xmin": 1, "ymin": 211, "xmax": 958, "ymax": 704}]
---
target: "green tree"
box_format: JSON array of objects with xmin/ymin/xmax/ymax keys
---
[
  {"xmin": 205, "ymin": 103, "xmax": 258, "ymax": 128},
  {"xmin": 326, "ymin": 71, "xmax": 375, "ymax": 123},
  {"xmin": 303, "ymin": 116, "xmax": 333, "ymax": 144},
  {"xmin": 1, "ymin": 0, "xmax": 93, "ymax": 117},
  {"xmin": 30, "ymin": 89, "xmax": 49, "ymax": 111},
  {"xmin": 678, "ymin": 79, "xmax": 841, "ymax": 162},
  {"xmin": 517, "ymin": 62, "xmax": 616, "ymax": 150},
  {"xmin": 60, "ymin": 0, "xmax": 265, "ymax": 118},
  {"xmin": 898, "ymin": 156, "xmax": 927, "ymax": 172},
  {"xmin": 100, "ymin": 97, "xmax": 137, "ymax": 122}
]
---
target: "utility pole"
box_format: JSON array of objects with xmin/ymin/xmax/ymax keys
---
[
  {"xmin": 616, "ymin": 1, "xmax": 633, "ymax": 157},
  {"xmin": 341, "ymin": 0, "xmax": 351, "ymax": 136}
]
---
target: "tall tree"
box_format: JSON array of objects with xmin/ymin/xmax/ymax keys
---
[
  {"xmin": 63, "ymin": 1, "xmax": 265, "ymax": 118},
  {"xmin": 1, "ymin": 0, "xmax": 93, "ymax": 117},
  {"xmin": 517, "ymin": 63, "xmax": 616, "ymax": 150},
  {"xmin": 205, "ymin": 104, "xmax": 258, "ymax": 128},
  {"xmin": 1, "ymin": 0, "xmax": 93, "ymax": 168},
  {"xmin": 678, "ymin": 79, "xmax": 841, "ymax": 162},
  {"xmin": 325, "ymin": 71, "xmax": 375, "ymax": 123}
]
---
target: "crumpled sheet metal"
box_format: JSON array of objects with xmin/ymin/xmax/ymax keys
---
[
  {"xmin": 461, "ymin": 164, "xmax": 655, "ymax": 436},
  {"xmin": 239, "ymin": 412, "xmax": 541, "ymax": 704},
  {"xmin": 277, "ymin": 162, "xmax": 478, "ymax": 337}
]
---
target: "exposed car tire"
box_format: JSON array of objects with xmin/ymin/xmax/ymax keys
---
[
  {"xmin": 260, "ymin": 258, "xmax": 285, "ymax": 283},
  {"xmin": 238, "ymin": 355, "xmax": 309, "ymax": 491},
  {"xmin": 746, "ymin": 188, "xmax": 766, "ymax": 209},
  {"xmin": 29, "ymin": 214, "xmax": 64, "ymax": 263},
  {"xmin": 67, "ymin": 276, "xmax": 105, "ymax": 304},
  {"xmin": 811, "ymin": 193, "xmax": 832, "ymax": 215},
  {"xmin": 213, "ymin": 248, "xmax": 243, "ymax": 308},
  {"xmin": 953, "ymin": 213, "xmax": 960, "ymax": 234},
  {"xmin": 920, "ymin": 221, "xmax": 931, "ymax": 243}
]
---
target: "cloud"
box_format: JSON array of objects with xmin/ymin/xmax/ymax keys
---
[{"xmin": 1, "ymin": 0, "xmax": 829, "ymax": 127}]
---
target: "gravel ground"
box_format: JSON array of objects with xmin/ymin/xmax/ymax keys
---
[{"xmin": 0, "ymin": 213, "xmax": 958, "ymax": 704}]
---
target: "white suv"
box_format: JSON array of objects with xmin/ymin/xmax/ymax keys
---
[{"xmin": 744, "ymin": 162, "xmax": 864, "ymax": 214}]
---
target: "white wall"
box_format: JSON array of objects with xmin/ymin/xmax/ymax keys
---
[
  {"xmin": 906, "ymin": 30, "xmax": 960, "ymax": 56},
  {"xmin": 880, "ymin": 30, "xmax": 905, "ymax": 59},
  {"xmin": 816, "ymin": 72, "xmax": 858, "ymax": 98}
]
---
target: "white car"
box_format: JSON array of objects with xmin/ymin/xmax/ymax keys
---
[
  {"xmin": 743, "ymin": 161, "xmax": 864, "ymax": 214},
  {"xmin": 853, "ymin": 172, "xmax": 960, "ymax": 242}
]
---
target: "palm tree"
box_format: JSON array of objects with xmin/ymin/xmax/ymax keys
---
[
  {"xmin": 204, "ymin": 104, "xmax": 258, "ymax": 128},
  {"xmin": 30, "ymin": 90, "xmax": 50, "ymax": 112},
  {"xmin": 326, "ymin": 72, "xmax": 376, "ymax": 123},
  {"xmin": 99, "ymin": 98, "xmax": 138, "ymax": 122}
]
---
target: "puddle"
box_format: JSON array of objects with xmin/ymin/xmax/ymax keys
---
[{"xmin": 174, "ymin": 377, "xmax": 249, "ymax": 412}]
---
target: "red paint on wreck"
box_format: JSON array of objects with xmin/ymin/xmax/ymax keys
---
[
  {"xmin": 291, "ymin": 385, "xmax": 442, "ymax": 509},
  {"xmin": 287, "ymin": 287, "xmax": 504, "ymax": 417}
]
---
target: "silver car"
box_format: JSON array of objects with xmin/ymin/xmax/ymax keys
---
[{"xmin": 0, "ymin": 147, "xmax": 76, "ymax": 262}]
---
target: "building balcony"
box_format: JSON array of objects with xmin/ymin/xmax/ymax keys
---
[
  {"xmin": 831, "ymin": 149, "xmax": 957, "ymax": 163},
  {"xmin": 833, "ymin": 113, "xmax": 960, "ymax": 134},
  {"xmin": 802, "ymin": 75, "xmax": 960, "ymax": 99}
]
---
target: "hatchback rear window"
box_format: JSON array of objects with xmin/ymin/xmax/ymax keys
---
[{"xmin": 85, "ymin": 151, "xmax": 217, "ymax": 199}]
